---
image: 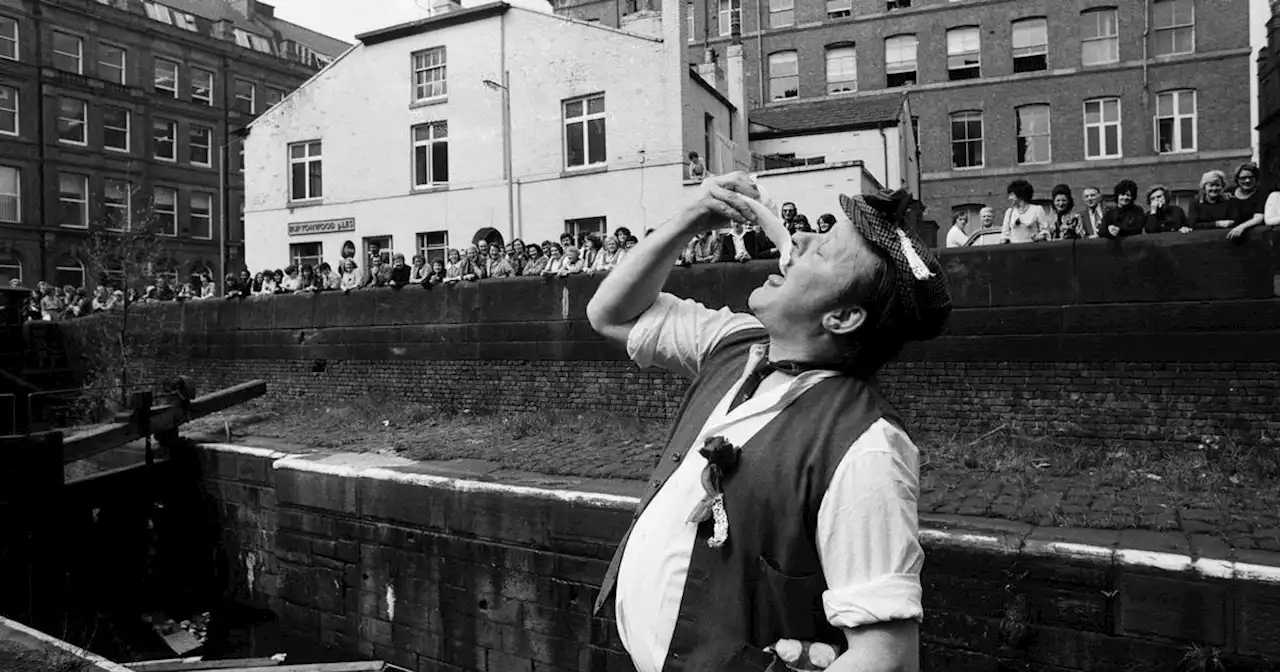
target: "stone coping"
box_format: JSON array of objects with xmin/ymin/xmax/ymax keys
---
[
  {"xmin": 0, "ymin": 614, "xmax": 134, "ymax": 672},
  {"xmin": 198, "ymin": 442, "xmax": 1280, "ymax": 582}
]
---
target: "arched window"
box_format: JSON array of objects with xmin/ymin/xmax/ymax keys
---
[
  {"xmin": 0, "ymin": 250, "xmax": 22, "ymax": 286},
  {"xmin": 825, "ymin": 45, "xmax": 857, "ymax": 94},
  {"xmin": 946, "ymin": 26, "xmax": 981, "ymax": 80},
  {"xmin": 54, "ymin": 256, "xmax": 85, "ymax": 289},
  {"xmin": 884, "ymin": 35, "xmax": 917, "ymax": 88},
  {"xmin": 768, "ymin": 51, "xmax": 799, "ymax": 101}
]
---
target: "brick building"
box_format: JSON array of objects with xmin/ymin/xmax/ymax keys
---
[
  {"xmin": 0, "ymin": 0, "xmax": 346, "ymax": 290},
  {"xmin": 552, "ymin": 0, "xmax": 1255, "ymax": 241},
  {"xmin": 1259, "ymin": 0, "xmax": 1280, "ymax": 184}
]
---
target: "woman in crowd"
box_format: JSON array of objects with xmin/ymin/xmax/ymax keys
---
[
  {"xmin": 681, "ymin": 229, "xmax": 721, "ymax": 265},
  {"xmin": 509, "ymin": 239, "xmax": 527, "ymax": 276},
  {"xmin": 462, "ymin": 246, "xmax": 484, "ymax": 281},
  {"xmin": 816, "ymin": 213, "xmax": 837, "ymax": 234},
  {"xmin": 945, "ymin": 211, "xmax": 969, "ymax": 248},
  {"xmin": 579, "ymin": 235, "xmax": 603, "ymax": 270},
  {"xmin": 1144, "ymin": 185, "xmax": 1191, "ymax": 234},
  {"xmin": 256, "ymin": 271, "xmax": 277, "ymax": 296},
  {"xmin": 91, "ymin": 285, "xmax": 114, "ymax": 312},
  {"xmin": 279, "ymin": 265, "xmax": 300, "ymax": 292},
  {"xmin": 1226, "ymin": 163, "xmax": 1271, "ymax": 241},
  {"xmin": 558, "ymin": 246, "xmax": 585, "ymax": 276},
  {"xmin": 1046, "ymin": 184, "xmax": 1086, "ymax": 240},
  {"xmin": 40, "ymin": 285, "xmax": 62, "ymax": 320},
  {"xmin": 1100, "ymin": 180, "xmax": 1147, "ymax": 238},
  {"xmin": 1001, "ymin": 179, "xmax": 1050, "ymax": 243},
  {"xmin": 591, "ymin": 235, "xmax": 626, "ymax": 273},
  {"xmin": 339, "ymin": 259, "xmax": 362, "ymax": 293},
  {"xmin": 296, "ymin": 264, "xmax": 321, "ymax": 293},
  {"xmin": 408, "ymin": 254, "xmax": 430, "ymax": 284},
  {"xmin": 423, "ymin": 259, "xmax": 447, "ymax": 287},
  {"xmin": 271, "ymin": 269, "xmax": 286, "ymax": 292},
  {"xmin": 523, "ymin": 243, "xmax": 549, "ymax": 276},
  {"xmin": 199, "ymin": 271, "xmax": 217, "ymax": 299},
  {"xmin": 1187, "ymin": 170, "xmax": 1244, "ymax": 231},
  {"xmin": 387, "ymin": 253, "xmax": 412, "ymax": 288},
  {"xmin": 365, "ymin": 257, "xmax": 389, "ymax": 288},
  {"xmin": 249, "ymin": 272, "xmax": 265, "ymax": 295},
  {"xmin": 623, "ymin": 237, "xmax": 638, "ymax": 252},
  {"xmin": 318, "ymin": 262, "xmax": 341, "ymax": 290},
  {"xmin": 225, "ymin": 273, "xmax": 246, "ymax": 298},
  {"xmin": 443, "ymin": 249, "xmax": 467, "ymax": 284},
  {"xmin": 542, "ymin": 243, "xmax": 565, "ymax": 275}
]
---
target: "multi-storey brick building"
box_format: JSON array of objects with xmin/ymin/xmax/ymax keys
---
[
  {"xmin": 1259, "ymin": 0, "xmax": 1280, "ymax": 184},
  {"xmin": 0, "ymin": 0, "xmax": 346, "ymax": 289},
  {"xmin": 554, "ymin": 0, "xmax": 1255, "ymax": 237}
]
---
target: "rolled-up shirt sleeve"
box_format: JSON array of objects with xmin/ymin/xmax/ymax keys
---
[
  {"xmin": 625, "ymin": 292, "xmax": 761, "ymax": 378},
  {"xmin": 816, "ymin": 419, "xmax": 924, "ymax": 629}
]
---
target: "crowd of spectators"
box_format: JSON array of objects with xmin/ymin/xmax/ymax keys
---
[
  {"xmin": 945, "ymin": 162, "xmax": 1280, "ymax": 247},
  {"xmin": 9, "ymin": 271, "xmax": 220, "ymax": 322}
]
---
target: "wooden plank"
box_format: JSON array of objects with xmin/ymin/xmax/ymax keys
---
[
  {"xmin": 126, "ymin": 657, "xmax": 284, "ymax": 671},
  {"xmin": 221, "ymin": 664, "xmax": 391, "ymax": 672},
  {"xmin": 62, "ymin": 380, "xmax": 266, "ymax": 465}
]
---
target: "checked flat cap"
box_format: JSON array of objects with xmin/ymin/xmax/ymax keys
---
[{"xmin": 839, "ymin": 189, "xmax": 952, "ymax": 341}]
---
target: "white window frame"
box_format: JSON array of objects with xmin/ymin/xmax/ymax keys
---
[
  {"xmin": 57, "ymin": 97, "xmax": 87, "ymax": 146},
  {"xmin": 55, "ymin": 258, "xmax": 85, "ymax": 289},
  {"xmin": 687, "ymin": 1, "xmax": 694, "ymax": 41},
  {"xmin": 265, "ymin": 87, "xmax": 286, "ymax": 109},
  {"xmin": 191, "ymin": 68, "xmax": 214, "ymax": 105},
  {"xmin": 1083, "ymin": 97, "xmax": 1123, "ymax": 159},
  {"xmin": 190, "ymin": 192, "xmax": 212, "ymax": 239},
  {"xmin": 885, "ymin": 34, "xmax": 918, "ymax": 86},
  {"xmin": 153, "ymin": 118, "xmax": 177, "ymax": 161},
  {"xmin": 234, "ymin": 79, "xmax": 256, "ymax": 115},
  {"xmin": 289, "ymin": 141, "xmax": 323, "ymax": 201},
  {"xmin": 412, "ymin": 121, "xmax": 449, "ymax": 188},
  {"xmin": 718, "ymin": 0, "xmax": 740, "ymax": 36},
  {"xmin": 946, "ymin": 26, "xmax": 981, "ymax": 80},
  {"xmin": 58, "ymin": 172, "xmax": 89, "ymax": 229},
  {"xmin": 99, "ymin": 42, "xmax": 127, "ymax": 84},
  {"xmin": 172, "ymin": 9, "xmax": 199, "ymax": 32},
  {"xmin": 769, "ymin": 0, "xmax": 794, "ymax": 28},
  {"xmin": 826, "ymin": 0, "xmax": 851, "ymax": 18},
  {"xmin": 949, "ymin": 110, "xmax": 984, "ymax": 170},
  {"xmin": 563, "ymin": 94, "xmax": 607, "ymax": 170},
  {"xmin": 190, "ymin": 125, "xmax": 212, "ymax": 166},
  {"xmin": 154, "ymin": 57, "xmax": 179, "ymax": 97},
  {"xmin": 1081, "ymin": 8, "xmax": 1119, "ymax": 66},
  {"xmin": 103, "ymin": 105, "xmax": 130, "ymax": 152},
  {"xmin": 825, "ymin": 46, "xmax": 857, "ymax": 94},
  {"xmin": 1015, "ymin": 104, "xmax": 1051, "ymax": 165},
  {"xmin": 153, "ymin": 186, "xmax": 177, "ymax": 236},
  {"xmin": 104, "ymin": 178, "xmax": 129, "ymax": 230},
  {"xmin": 0, "ymin": 165, "xmax": 19, "ymax": 223},
  {"xmin": 1155, "ymin": 89, "xmax": 1196, "ymax": 154},
  {"xmin": 52, "ymin": 31, "xmax": 82, "ymax": 74},
  {"xmin": 0, "ymin": 84, "xmax": 16, "ymax": 136},
  {"xmin": 411, "ymin": 47, "xmax": 447, "ymax": 102},
  {"xmin": 768, "ymin": 51, "xmax": 799, "ymax": 100},
  {"xmin": 289, "ymin": 242, "xmax": 323, "ymax": 269},
  {"xmin": 144, "ymin": 2, "xmax": 173, "ymax": 24},
  {"xmin": 0, "ymin": 16, "xmax": 16, "ymax": 61},
  {"xmin": 1011, "ymin": 17, "xmax": 1047, "ymax": 71},
  {"xmin": 1152, "ymin": 0, "xmax": 1194, "ymax": 57},
  {"xmin": 416, "ymin": 231, "xmax": 449, "ymax": 265}
]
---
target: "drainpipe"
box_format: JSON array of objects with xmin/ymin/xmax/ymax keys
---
[
  {"xmin": 1142, "ymin": 0, "xmax": 1151, "ymax": 92},
  {"xmin": 879, "ymin": 122, "xmax": 890, "ymax": 189},
  {"xmin": 33, "ymin": 0, "xmax": 48, "ymax": 279},
  {"xmin": 755, "ymin": 0, "xmax": 764, "ymax": 105},
  {"xmin": 500, "ymin": 14, "xmax": 515, "ymax": 241}
]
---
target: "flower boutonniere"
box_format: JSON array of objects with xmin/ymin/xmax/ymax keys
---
[{"xmin": 686, "ymin": 436, "xmax": 741, "ymax": 548}]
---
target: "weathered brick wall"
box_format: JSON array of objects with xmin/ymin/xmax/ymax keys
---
[{"xmin": 198, "ymin": 445, "xmax": 1280, "ymax": 672}]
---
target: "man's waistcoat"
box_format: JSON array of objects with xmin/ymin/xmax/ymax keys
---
[{"xmin": 595, "ymin": 328, "xmax": 902, "ymax": 671}]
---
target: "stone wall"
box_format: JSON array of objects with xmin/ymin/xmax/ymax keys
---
[{"xmin": 199, "ymin": 444, "xmax": 1280, "ymax": 672}]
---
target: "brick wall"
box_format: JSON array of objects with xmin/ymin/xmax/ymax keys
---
[{"xmin": 198, "ymin": 445, "xmax": 1280, "ymax": 671}]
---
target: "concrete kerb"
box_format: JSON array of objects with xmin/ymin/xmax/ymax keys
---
[{"xmin": 197, "ymin": 442, "xmax": 1280, "ymax": 584}]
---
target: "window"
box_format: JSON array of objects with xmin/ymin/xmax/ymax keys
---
[
  {"xmin": 152, "ymin": 119, "xmax": 176, "ymax": 160},
  {"xmin": 687, "ymin": 1, "xmax": 694, "ymax": 40},
  {"xmin": 564, "ymin": 94, "xmax": 606, "ymax": 169},
  {"xmin": 289, "ymin": 141, "xmax": 323, "ymax": 200},
  {"xmin": 290, "ymin": 243, "xmax": 322, "ymax": 269},
  {"xmin": 768, "ymin": 51, "xmax": 799, "ymax": 100},
  {"xmin": 0, "ymin": 251, "xmax": 20, "ymax": 286},
  {"xmin": 949, "ymin": 111, "xmax": 984, "ymax": 169},
  {"xmin": 0, "ymin": 85, "xmax": 15, "ymax": 136},
  {"xmin": 104, "ymin": 179, "xmax": 129, "ymax": 230},
  {"xmin": 55, "ymin": 258, "xmax": 84, "ymax": 289},
  {"xmin": 265, "ymin": 87, "xmax": 285, "ymax": 108},
  {"xmin": 827, "ymin": 0, "xmax": 851, "ymax": 18},
  {"xmin": 718, "ymin": 0, "xmax": 740, "ymax": 36},
  {"xmin": 565, "ymin": 217, "xmax": 606, "ymax": 241},
  {"xmin": 769, "ymin": 0, "xmax": 793, "ymax": 28},
  {"xmin": 144, "ymin": 2, "xmax": 173, "ymax": 23},
  {"xmin": 190, "ymin": 192, "xmax": 212, "ymax": 239},
  {"xmin": 0, "ymin": 166, "xmax": 18, "ymax": 222},
  {"xmin": 1084, "ymin": 98, "xmax": 1122, "ymax": 159},
  {"xmin": 412, "ymin": 122, "xmax": 448, "ymax": 187},
  {"xmin": 100, "ymin": 43, "xmax": 126, "ymax": 84},
  {"xmin": 190, "ymin": 125, "xmax": 212, "ymax": 165},
  {"xmin": 172, "ymin": 9, "xmax": 199, "ymax": 31},
  {"xmin": 234, "ymin": 79, "xmax": 255, "ymax": 114},
  {"xmin": 412, "ymin": 47, "xmax": 447, "ymax": 101},
  {"xmin": 826, "ymin": 46, "xmax": 857, "ymax": 94},
  {"xmin": 57, "ymin": 98, "xmax": 87, "ymax": 145},
  {"xmin": 1155, "ymin": 89, "xmax": 1196, "ymax": 153},
  {"xmin": 1015, "ymin": 104, "xmax": 1050, "ymax": 164},
  {"xmin": 1153, "ymin": 0, "xmax": 1194, "ymax": 56},
  {"xmin": 58, "ymin": 173, "xmax": 88, "ymax": 228},
  {"xmin": 0, "ymin": 16, "xmax": 15, "ymax": 61},
  {"xmin": 1081, "ymin": 8, "xmax": 1119, "ymax": 66},
  {"xmin": 416, "ymin": 231, "xmax": 449, "ymax": 265},
  {"xmin": 52, "ymin": 31, "xmax": 82, "ymax": 73},
  {"xmin": 1012, "ymin": 18, "xmax": 1047, "ymax": 72},
  {"xmin": 946, "ymin": 27, "xmax": 980, "ymax": 81},
  {"xmin": 103, "ymin": 106, "xmax": 129, "ymax": 152},
  {"xmin": 885, "ymin": 35, "xmax": 917, "ymax": 87},
  {"xmin": 154, "ymin": 58, "xmax": 178, "ymax": 97},
  {"xmin": 153, "ymin": 187, "xmax": 177, "ymax": 236},
  {"xmin": 191, "ymin": 69, "xmax": 214, "ymax": 105},
  {"xmin": 886, "ymin": 0, "xmax": 910, "ymax": 8},
  {"xmin": 234, "ymin": 28, "xmax": 273, "ymax": 53}
]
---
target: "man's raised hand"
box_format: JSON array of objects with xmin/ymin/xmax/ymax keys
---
[{"xmin": 685, "ymin": 172, "xmax": 761, "ymax": 233}]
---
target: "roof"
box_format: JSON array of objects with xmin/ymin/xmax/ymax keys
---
[
  {"xmin": 273, "ymin": 17, "xmax": 352, "ymax": 57},
  {"xmin": 121, "ymin": 0, "xmax": 350, "ymax": 59},
  {"xmin": 357, "ymin": 2, "xmax": 510, "ymax": 45},
  {"xmin": 748, "ymin": 92, "xmax": 905, "ymax": 138},
  {"xmin": 689, "ymin": 67, "xmax": 735, "ymax": 112}
]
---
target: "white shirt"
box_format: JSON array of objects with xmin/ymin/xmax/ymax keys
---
[
  {"xmin": 615, "ymin": 293, "xmax": 924, "ymax": 672},
  {"xmin": 945, "ymin": 225, "xmax": 968, "ymax": 248},
  {"xmin": 729, "ymin": 229, "xmax": 750, "ymax": 259}
]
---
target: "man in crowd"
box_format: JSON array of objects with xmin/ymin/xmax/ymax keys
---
[
  {"xmin": 1081, "ymin": 187, "xmax": 1107, "ymax": 238},
  {"xmin": 588, "ymin": 171, "xmax": 951, "ymax": 672},
  {"xmin": 781, "ymin": 201, "xmax": 811, "ymax": 234}
]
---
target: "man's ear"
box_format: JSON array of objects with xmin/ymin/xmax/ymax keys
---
[{"xmin": 822, "ymin": 305, "xmax": 866, "ymax": 337}]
